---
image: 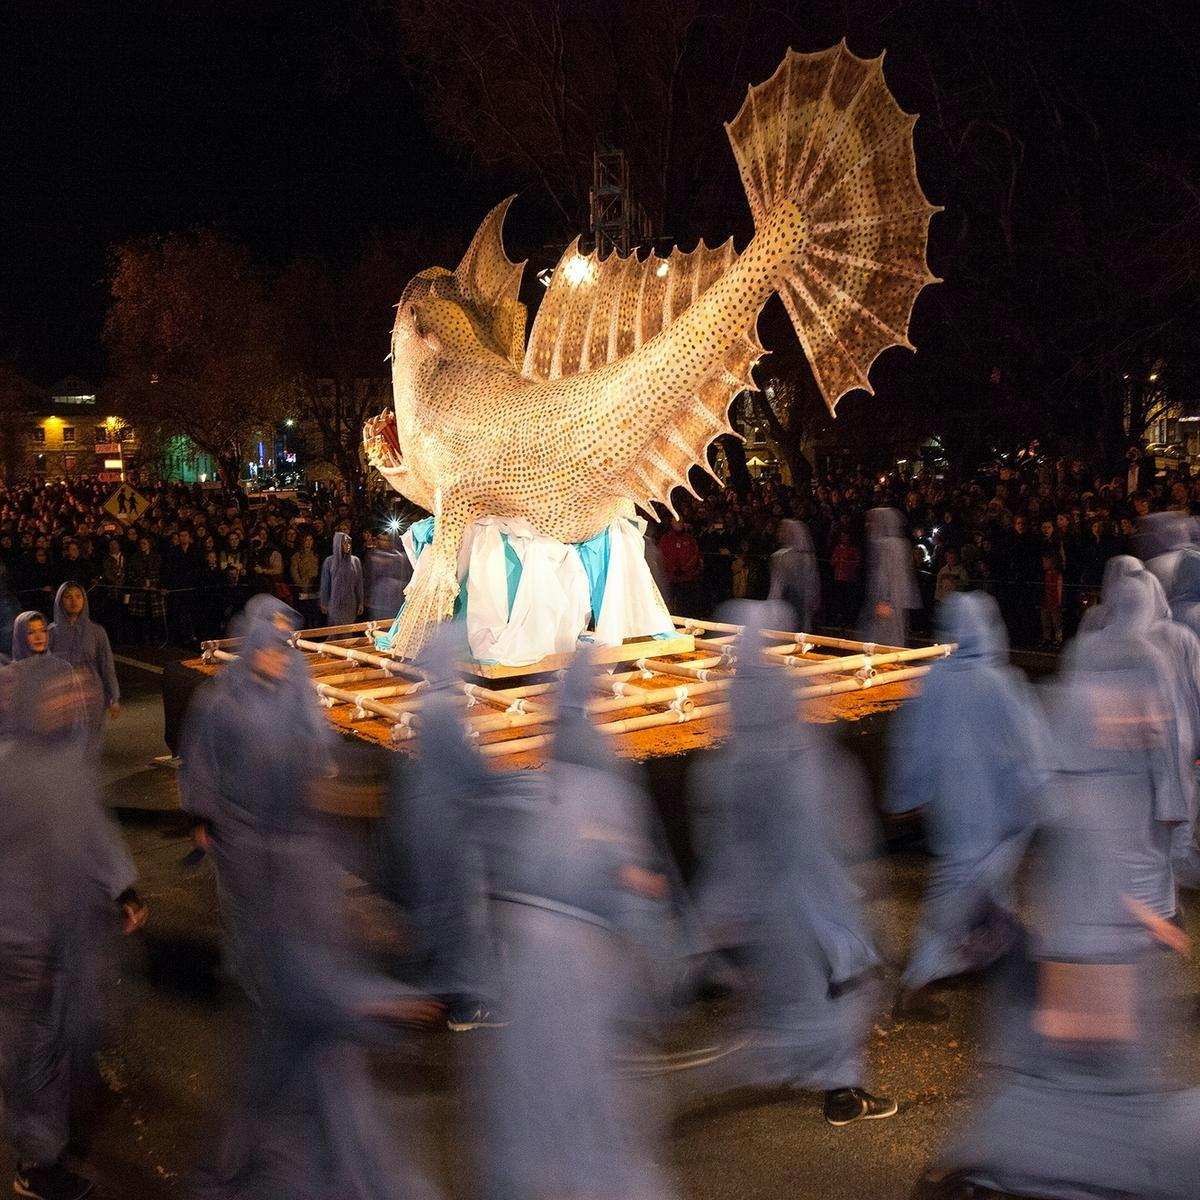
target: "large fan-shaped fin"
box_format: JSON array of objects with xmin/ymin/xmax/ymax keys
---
[
  {"xmin": 725, "ymin": 42, "xmax": 940, "ymax": 414},
  {"xmin": 523, "ymin": 238, "xmax": 738, "ymax": 381}
]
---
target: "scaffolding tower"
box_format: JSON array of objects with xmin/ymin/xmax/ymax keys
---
[{"xmin": 590, "ymin": 148, "xmax": 653, "ymax": 258}]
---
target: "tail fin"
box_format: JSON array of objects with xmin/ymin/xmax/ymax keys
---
[{"xmin": 725, "ymin": 42, "xmax": 941, "ymax": 414}]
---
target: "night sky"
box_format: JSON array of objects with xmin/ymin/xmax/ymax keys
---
[{"xmin": 2, "ymin": 1, "xmax": 1198, "ymax": 387}]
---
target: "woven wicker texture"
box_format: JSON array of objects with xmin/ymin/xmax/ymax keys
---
[{"xmin": 363, "ymin": 43, "xmax": 938, "ymax": 660}]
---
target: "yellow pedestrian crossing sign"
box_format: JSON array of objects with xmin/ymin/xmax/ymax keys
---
[{"xmin": 104, "ymin": 483, "xmax": 151, "ymax": 523}]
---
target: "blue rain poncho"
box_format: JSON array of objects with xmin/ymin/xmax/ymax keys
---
[
  {"xmin": 932, "ymin": 647, "xmax": 1200, "ymax": 1200},
  {"xmin": 768, "ymin": 519, "xmax": 821, "ymax": 631},
  {"xmin": 384, "ymin": 623, "xmax": 497, "ymax": 1007},
  {"xmin": 885, "ymin": 592, "xmax": 1046, "ymax": 991},
  {"xmin": 691, "ymin": 601, "xmax": 882, "ymax": 1095},
  {"xmin": 465, "ymin": 647, "xmax": 675, "ymax": 1200},
  {"xmin": 858, "ymin": 506, "xmax": 920, "ymax": 647},
  {"xmin": 0, "ymin": 655, "xmax": 137, "ymax": 1168},
  {"xmin": 319, "ymin": 532, "xmax": 364, "ymax": 626},
  {"xmin": 48, "ymin": 581, "xmax": 119, "ymax": 729},
  {"xmin": 1137, "ymin": 510, "xmax": 1193, "ymax": 595},
  {"xmin": 181, "ymin": 596, "xmax": 434, "ymax": 1199}
]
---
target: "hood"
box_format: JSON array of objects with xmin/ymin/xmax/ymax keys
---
[
  {"xmin": 866, "ymin": 506, "xmax": 905, "ymax": 540},
  {"xmin": 1, "ymin": 654, "xmax": 87, "ymax": 744},
  {"xmin": 1136, "ymin": 511, "xmax": 1192, "ymax": 561},
  {"xmin": 52, "ymin": 580, "xmax": 90, "ymax": 628},
  {"xmin": 223, "ymin": 594, "xmax": 304, "ymax": 697},
  {"xmin": 1101, "ymin": 571, "xmax": 1159, "ymax": 635},
  {"xmin": 11, "ymin": 611, "xmax": 47, "ymax": 661},
  {"xmin": 935, "ymin": 591, "xmax": 1007, "ymax": 664},
  {"xmin": 778, "ymin": 519, "xmax": 815, "ymax": 555},
  {"xmin": 332, "ymin": 531, "xmax": 350, "ymax": 559},
  {"xmin": 725, "ymin": 600, "xmax": 799, "ymax": 745},
  {"xmin": 1170, "ymin": 548, "xmax": 1200, "ymax": 608}
]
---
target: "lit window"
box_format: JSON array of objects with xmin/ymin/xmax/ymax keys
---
[{"xmin": 62, "ymin": 426, "xmax": 76, "ymax": 443}]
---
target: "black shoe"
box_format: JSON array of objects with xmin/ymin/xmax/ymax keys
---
[
  {"xmin": 14, "ymin": 1162, "xmax": 95, "ymax": 1200},
  {"xmin": 446, "ymin": 1004, "xmax": 509, "ymax": 1032},
  {"xmin": 893, "ymin": 988, "xmax": 950, "ymax": 1025},
  {"xmin": 823, "ymin": 1087, "xmax": 899, "ymax": 1126}
]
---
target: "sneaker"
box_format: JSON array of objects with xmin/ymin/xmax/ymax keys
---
[
  {"xmin": 893, "ymin": 988, "xmax": 950, "ymax": 1025},
  {"xmin": 446, "ymin": 1005, "xmax": 509, "ymax": 1032},
  {"xmin": 14, "ymin": 1162, "xmax": 95, "ymax": 1200},
  {"xmin": 822, "ymin": 1087, "xmax": 899, "ymax": 1126}
]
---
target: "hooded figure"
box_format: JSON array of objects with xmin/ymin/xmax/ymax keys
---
[
  {"xmin": 463, "ymin": 645, "xmax": 676, "ymax": 1200},
  {"xmin": 1136, "ymin": 509, "xmax": 1193, "ymax": 595},
  {"xmin": 319, "ymin": 531, "xmax": 364, "ymax": 626},
  {"xmin": 918, "ymin": 644, "xmax": 1200, "ymax": 1200},
  {"xmin": 383, "ymin": 622, "xmax": 502, "ymax": 1031},
  {"xmin": 885, "ymin": 592, "xmax": 1046, "ymax": 1022},
  {"xmin": 11, "ymin": 610, "xmax": 50, "ymax": 661},
  {"xmin": 1092, "ymin": 563, "xmax": 1200, "ymax": 893},
  {"xmin": 768, "ymin": 518, "xmax": 821, "ymax": 631},
  {"xmin": 0, "ymin": 655, "xmax": 144, "ymax": 1200},
  {"xmin": 180, "ymin": 596, "xmax": 435, "ymax": 1200},
  {"xmin": 690, "ymin": 601, "xmax": 895, "ymax": 1126},
  {"xmin": 859, "ymin": 506, "xmax": 920, "ymax": 647},
  {"xmin": 48, "ymin": 581, "xmax": 119, "ymax": 739},
  {"xmin": 366, "ymin": 540, "xmax": 412, "ymax": 624}
]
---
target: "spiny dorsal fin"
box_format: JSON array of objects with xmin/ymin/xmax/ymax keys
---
[
  {"xmin": 523, "ymin": 238, "xmax": 738, "ymax": 381},
  {"xmin": 619, "ymin": 332, "xmax": 762, "ymax": 519},
  {"xmin": 455, "ymin": 196, "xmax": 526, "ymax": 310}
]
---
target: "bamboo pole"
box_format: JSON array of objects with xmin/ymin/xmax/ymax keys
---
[
  {"xmin": 769, "ymin": 642, "xmax": 954, "ymax": 676},
  {"xmin": 671, "ymin": 615, "xmax": 906, "ymax": 653},
  {"xmin": 587, "ymin": 680, "xmax": 727, "ymax": 714},
  {"xmin": 463, "ymin": 683, "xmax": 552, "ymax": 713},
  {"xmin": 293, "ymin": 637, "xmax": 425, "ymax": 679},
  {"xmin": 295, "ymin": 620, "xmax": 375, "ymax": 639},
  {"xmin": 795, "ymin": 664, "xmax": 929, "ymax": 700}
]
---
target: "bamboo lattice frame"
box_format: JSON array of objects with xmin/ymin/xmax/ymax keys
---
[{"xmin": 200, "ymin": 615, "xmax": 954, "ymax": 764}]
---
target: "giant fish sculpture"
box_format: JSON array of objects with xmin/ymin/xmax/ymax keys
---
[{"xmin": 364, "ymin": 43, "xmax": 940, "ymax": 659}]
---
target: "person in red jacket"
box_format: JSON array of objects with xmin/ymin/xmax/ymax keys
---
[{"xmin": 658, "ymin": 519, "xmax": 703, "ymax": 616}]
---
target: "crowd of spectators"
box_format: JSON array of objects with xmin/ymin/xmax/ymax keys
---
[
  {"xmin": 0, "ymin": 448, "xmax": 1194, "ymax": 655},
  {"xmin": 0, "ymin": 479, "xmax": 405, "ymax": 651},
  {"xmin": 647, "ymin": 449, "xmax": 1200, "ymax": 649}
]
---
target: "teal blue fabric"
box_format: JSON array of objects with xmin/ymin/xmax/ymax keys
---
[
  {"xmin": 574, "ymin": 527, "xmax": 611, "ymax": 623},
  {"xmin": 375, "ymin": 519, "xmax": 519, "ymax": 653}
]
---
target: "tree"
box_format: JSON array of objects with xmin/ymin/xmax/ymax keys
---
[
  {"xmin": 276, "ymin": 232, "xmax": 461, "ymax": 517},
  {"xmin": 0, "ymin": 366, "xmax": 29, "ymax": 488},
  {"xmin": 104, "ymin": 230, "xmax": 288, "ymax": 485}
]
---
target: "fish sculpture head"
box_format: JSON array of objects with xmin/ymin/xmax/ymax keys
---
[{"xmin": 367, "ymin": 198, "xmax": 528, "ymax": 511}]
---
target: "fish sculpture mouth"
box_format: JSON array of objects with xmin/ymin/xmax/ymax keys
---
[{"xmin": 363, "ymin": 409, "xmax": 406, "ymax": 481}]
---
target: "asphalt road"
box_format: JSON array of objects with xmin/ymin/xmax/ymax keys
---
[{"xmin": 4, "ymin": 650, "xmax": 1198, "ymax": 1200}]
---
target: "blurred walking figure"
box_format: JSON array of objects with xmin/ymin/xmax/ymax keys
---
[
  {"xmin": 768, "ymin": 518, "xmax": 821, "ymax": 630},
  {"xmin": 47, "ymin": 583, "xmax": 119, "ymax": 744},
  {"xmin": 1169, "ymin": 548, "xmax": 1200, "ymax": 887},
  {"xmin": 384, "ymin": 628, "xmax": 501, "ymax": 1032},
  {"xmin": 1137, "ymin": 508, "xmax": 1193, "ymax": 595},
  {"xmin": 913, "ymin": 634, "xmax": 1200, "ymax": 1200},
  {"xmin": 859, "ymin": 507, "xmax": 920, "ymax": 647},
  {"xmin": 0, "ymin": 656, "xmax": 147, "ymax": 1200},
  {"xmin": 366, "ymin": 536, "xmax": 412, "ymax": 625},
  {"xmin": 433, "ymin": 636, "xmax": 676, "ymax": 1199},
  {"xmin": 319, "ymin": 531, "xmax": 364, "ymax": 626},
  {"xmin": 691, "ymin": 602, "xmax": 896, "ymax": 1126},
  {"xmin": 1090, "ymin": 559, "xmax": 1200, "ymax": 899},
  {"xmin": 885, "ymin": 593, "xmax": 1045, "ymax": 1023},
  {"xmin": 180, "ymin": 597, "xmax": 437, "ymax": 1200}
]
